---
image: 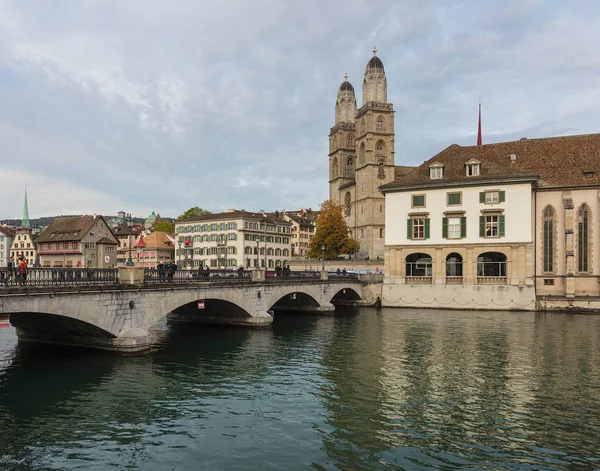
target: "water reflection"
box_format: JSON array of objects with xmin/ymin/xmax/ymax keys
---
[{"xmin": 0, "ymin": 310, "xmax": 599, "ymax": 470}]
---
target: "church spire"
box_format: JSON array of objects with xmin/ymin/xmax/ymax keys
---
[
  {"xmin": 22, "ymin": 186, "xmax": 30, "ymax": 228},
  {"xmin": 477, "ymin": 102, "xmax": 483, "ymax": 147}
]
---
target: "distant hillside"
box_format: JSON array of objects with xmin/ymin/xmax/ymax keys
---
[{"xmin": 0, "ymin": 215, "xmax": 174, "ymax": 228}]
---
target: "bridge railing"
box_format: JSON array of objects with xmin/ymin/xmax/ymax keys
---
[
  {"xmin": 264, "ymin": 270, "xmax": 320, "ymax": 281},
  {"xmin": 144, "ymin": 268, "xmax": 252, "ymax": 284},
  {"xmin": 328, "ymin": 271, "xmax": 359, "ymax": 280},
  {"xmin": 0, "ymin": 268, "xmax": 118, "ymax": 287}
]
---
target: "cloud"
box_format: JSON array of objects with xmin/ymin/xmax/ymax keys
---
[{"xmin": 1, "ymin": 0, "xmax": 599, "ymax": 220}]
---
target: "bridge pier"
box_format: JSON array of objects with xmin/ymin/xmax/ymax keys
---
[{"xmin": 13, "ymin": 326, "xmax": 154, "ymax": 353}]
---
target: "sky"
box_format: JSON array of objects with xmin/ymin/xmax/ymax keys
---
[{"xmin": 1, "ymin": 0, "xmax": 599, "ymax": 220}]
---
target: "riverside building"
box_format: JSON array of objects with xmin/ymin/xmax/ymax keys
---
[{"xmin": 175, "ymin": 210, "xmax": 292, "ymax": 270}]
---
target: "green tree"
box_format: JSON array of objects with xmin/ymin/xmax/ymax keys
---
[
  {"xmin": 177, "ymin": 207, "xmax": 212, "ymax": 220},
  {"xmin": 307, "ymin": 200, "xmax": 360, "ymax": 259},
  {"xmin": 153, "ymin": 220, "xmax": 175, "ymax": 233}
]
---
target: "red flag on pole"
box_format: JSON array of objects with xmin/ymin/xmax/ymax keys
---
[{"xmin": 477, "ymin": 102, "xmax": 482, "ymax": 147}]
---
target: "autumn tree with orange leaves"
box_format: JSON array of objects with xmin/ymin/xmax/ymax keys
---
[{"xmin": 307, "ymin": 200, "xmax": 360, "ymax": 259}]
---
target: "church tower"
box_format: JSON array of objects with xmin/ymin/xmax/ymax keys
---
[
  {"xmin": 353, "ymin": 47, "xmax": 395, "ymax": 259},
  {"xmin": 329, "ymin": 72, "xmax": 357, "ymax": 201}
]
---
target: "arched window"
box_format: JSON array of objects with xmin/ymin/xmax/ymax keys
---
[
  {"xmin": 379, "ymin": 228, "xmax": 384, "ymax": 238},
  {"xmin": 345, "ymin": 192, "xmax": 352, "ymax": 216},
  {"xmin": 332, "ymin": 157, "xmax": 338, "ymax": 177},
  {"xmin": 346, "ymin": 157, "xmax": 354, "ymax": 178},
  {"xmin": 543, "ymin": 206, "xmax": 555, "ymax": 273},
  {"xmin": 347, "ymin": 134, "xmax": 354, "ymax": 148},
  {"xmin": 376, "ymin": 140, "xmax": 386, "ymax": 163},
  {"xmin": 405, "ymin": 253, "xmax": 432, "ymax": 277},
  {"xmin": 578, "ymin": 204, "xmax": 590, "ymax": 272},
  {"xmin": 477, "ymin": 252, "xmax": 507, "ymax": 277},
  {"xmin": 378, "ymin": 164, "xmax": 385, "ymax": 179},
  {"xmin": 446, "ymin": 253, "xmax": 463, "ymax": 277},
  {"xmin": 359, "ymin": 142, "xmax": 366, "ymax": 165},
  {"xmin": 377, "ymin": 115, "xmax": 385, "ymax": 131}
]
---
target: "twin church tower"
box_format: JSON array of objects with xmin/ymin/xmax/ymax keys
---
[{"xmin": 328, "ymin": 47, "xmax": 400, "ymax": 260}]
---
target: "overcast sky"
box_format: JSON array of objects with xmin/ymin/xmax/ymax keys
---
[{"xmin": 1, "ymin": 0, "xmax": 599, "ymax": 220}]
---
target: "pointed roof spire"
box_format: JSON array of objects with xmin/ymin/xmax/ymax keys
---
[
  {"xmin": 477, "ymin": 102, "xmax": 483, "ymax": 147},
  {"xmin": 22, "ymin": 186, "xmax": 30, "ymax": 228},
  {"xmin": 134, "ymin": 233, "xmax": 146, "ymax": 248}
]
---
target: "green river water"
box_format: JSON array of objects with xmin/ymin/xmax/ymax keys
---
[{"xmin": 0, "ymin": 308, "xmax": 599, "ymax": 470}]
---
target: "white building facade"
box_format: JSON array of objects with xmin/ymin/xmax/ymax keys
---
[
  {"xmin": 175, "ymin": 210, "xmax": 292, "ymax": 270},
  {"xmin": 381, "ymin": 146, "xmax": 538, "ymax": 310},
  {"xmin": 0, "ymin": 227, "xmax": 16, "ymax": 267}
]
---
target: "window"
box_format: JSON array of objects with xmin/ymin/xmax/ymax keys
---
[
  {"xmin": 376, "ymin": 141, "xmax": 386, "ymax": 162},
  {"xmin": 466, "ymin": 164, "xmax": 480, "ymax": 176},
  {"xmin": 477, "ymin": 252, "xmax": 507, "ymax": 277},
  {"xmin": 406, "ymin": 253, "xmax": 432, "ymax": 277},
  {"xmin": 448, "ymin": 217, "xmax": 461, "ymax": 239},
  {"xmin": 359, "ymin": 142, "xmax": 366, "ymax": 164},
  {"xmin": 347, "ymin": 134, "xmax": 354, "ymax": 148},
  {"xmin": 407, "ymin": 218, "xmax": 429, "ymax": 240},
  {"xmin": 443, "ymin": 216, "xmax": 466, "ymax": 239},
  {"xmin": 411, "ymin": 194, "xmax": 426, "ymax": 208},
  {"xmin": 447, "ymin": 192, "xmax": 461, "ymax": 205},
  {"xmin": 543, "ymin": 206, "xmax": 555, "ymax": 272},
  {"xmin": 379, "ymin": 228, "xmax": 384, "ymax": 238},
  {"xmin": 377, "ymin": 116, "xmax": 385, "ymax": 131},
  {"xmin": 480, "ymin": 190, "xmax": 505, "ymax": 204},
  {"xmin": 345, "ymin": 192, "xmax": 352, "ymax": 216},
  {"xmin": 429, "ymin": 166, "xmax": 443, "ymax": 179},
  {"xmin": 480, "ymin": 215, "xmax": 505, "ymax": 238},
  {"xmin": 332, "ymin": 157, "xmax": 338, "ymax": 177},
  {"xmin": 346, "ymin": 157, "xmax": 354, "ymax": 178},
  {"xmin": 577, "ymin": 205, "xmax": 590, "ymax": 272},
  {"xmin": 544, "ymin": 279, "xmax": 555, "ymax": 286}
]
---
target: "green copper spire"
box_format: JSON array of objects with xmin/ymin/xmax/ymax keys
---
[{"xmin": 22, "ymin": 186, "xmax": 30, "ymax": 228}]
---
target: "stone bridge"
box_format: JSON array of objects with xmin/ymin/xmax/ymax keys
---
[{"xmin": 0, "ymin": 269, "xmax": 382, "ymax": 352}]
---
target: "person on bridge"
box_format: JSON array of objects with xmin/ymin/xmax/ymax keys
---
[
  {"xmin": 18, "ymin": 257, "xmax": 28, "ymax": 285},
  {"xmin": 157, "ymin": 262, "xmax": 166, "ymax": 282}
]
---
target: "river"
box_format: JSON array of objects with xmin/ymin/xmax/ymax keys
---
[{"xmin": 0, "ymin": 308, "xmax": 599, "ymax": 470}]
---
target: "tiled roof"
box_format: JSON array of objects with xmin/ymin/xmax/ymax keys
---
[
  {"xmin": 36, "ymin": 216, "xmax": 97, "ymax": 243},
  {"xmin": 111, "ymin": 222, "xmax": 141, "ymax": 237},
  {"xmin": 383, "ymin": 133, "xmax": 600, "ymax": 192},
  {"xmin": 0, "ymin": 227, "xmax": 16, "ymax": 238},
  {"xmin": 177, "ymin": 210, "xmax": 292, "ymax": 226},
  {"xmin": 140, "ymin": 231, "xmax": 174, "ymax": 250},
  {"xmin": 96, "ymin": 237, "xmax": 118, "ymax": 245},
  {"xmin": 464, "ymin": 133, "xmax": 600, "ymax": 188}
]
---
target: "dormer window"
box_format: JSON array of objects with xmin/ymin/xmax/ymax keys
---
[
  {"xmin": 429, "ymin": 163, "xmax": 444, "ymax": 179},
  {"xmin": 465, "ymin": 159, "xmax": 481, "ymax": 177},
  {"xmin": 584, "ymin": 170, "xmax": 595, "ymax": 179}
]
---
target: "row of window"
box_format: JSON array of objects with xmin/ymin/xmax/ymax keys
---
[
  {"xmin": 405, "ymin": 252, "xmax": 507, "ymax": 278},
  {"xmin": 243, "ymin": 234, "xmax": 290, "ymax": 244},
  {"xmin": 177, "ymin": 223, "xmax": 238, "ymax": 233},
  {"xmin": 182, "ymin": 233, "xmax": 238, "ymax": 243},
  {"xmin": 411, "ymin": 190, "xmax": 505, "ymax": 209},
  {"xmin": 542, "ymin": 204, "xmax": 591, "ymax": 273},
  {"xmin": 408, "ymin": 216, "xmax": 505, "ymax": 240},
  {"xmin": 429, "ymin": 161, "xmax": 482, "ymax": 180}
]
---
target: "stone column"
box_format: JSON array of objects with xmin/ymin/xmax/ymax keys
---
[
  {"xmin": 118, "ymin": 267, "xmax": 145, "ymax": 285},
  {"xmin": 465, "ymin": 247, "xmax": 474, "ymax": 285}
]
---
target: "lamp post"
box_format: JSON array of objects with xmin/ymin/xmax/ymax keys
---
[
  {"xmin": 321, "ymin": 243, "xmax": 325, "ymax": 271},
  {"xmin": 255, "ymin": 238, "xmax": 260, "ymax": 269},
  {"xmin": 177, "ymin": 240, "xmax": 182, "ymax": 267},
  {"xmin": 125, "ymin": 213, "xmax": 134, "ymax": 267}
]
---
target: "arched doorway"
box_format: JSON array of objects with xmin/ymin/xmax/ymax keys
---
[
  {"xmin": 477, "ymin": 252, "xmax": 507, "ymax": 282},
  {"xmin": 445, "ymin": 253, "xmax": 463, "ymax": 281},
  {"xmin": 405, "ymin": 253, "xmax": 432, "ymax": 279}
]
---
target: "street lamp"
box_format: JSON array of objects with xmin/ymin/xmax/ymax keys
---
[
  {"xmin": 321, "ymin": 243, "xmax": 325, "ymax": 271},
  {"xmin": 125, "ymin": 213, "xmax": 134, "ymax": 267},
  {"xmin": 256, "ymin": 238, "xmax": 260, "ymax": 269},
  {"xmin": 177, "ymin": 240, "xmax": 182, "ymax": 267}
]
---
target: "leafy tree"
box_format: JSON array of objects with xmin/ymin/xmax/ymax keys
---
[
  {"xmin": 153, "ymin": 220, "xmax": 175, "ymax": 233},
  {"xmin": 177, "ymin": 207, "xmax": 212, "ymax": 220},
  {"xmin": 307, "ymin": 200, "xmax": 360, "ymax": 259}
]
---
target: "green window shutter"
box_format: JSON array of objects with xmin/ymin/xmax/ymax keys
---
[
  {"xmin": 479, "ymin": 216, "xmax": 485, "ymax": 237},
  {"xmin": 442, "ymin": 218, "xmax": 448, "ymax": 238},
  {"xmin": 407, "ymin": 219, "xmax": 413, "ymax": 239},
  {"xmin": 479, "ymin": 191, "xmax": 486, "ymax": 203},
  {"xmin": 461, "ymin": 217, "xmax": 467, "ymax": 238},
  {"xmin": 424, "ymin": 218, "xmax": 430, "ymax": 239},
  {"xmin": 499, "ymin": 190, "xmax": 505, "ymax": 202},
  {"xmin": 499, "ymin": 215, "xmax": 505, "ymax": 237}
]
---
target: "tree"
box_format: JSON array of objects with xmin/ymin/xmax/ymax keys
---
[
  {"xmin": 153, "ymin": 220, "xmax": 175, "ymax": 233},
  {"xmin": 307, "ymin": 200, "xmax": 360, "ymax": 259},
  {"xmin": 177, "ymin": 207, "xmax": 212, "ymax": 220}
]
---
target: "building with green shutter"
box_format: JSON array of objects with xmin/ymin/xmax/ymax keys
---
[{"xmin": 380, "ymin": 133, "xmax": 600, "ymax": 311}]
